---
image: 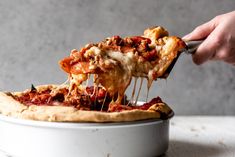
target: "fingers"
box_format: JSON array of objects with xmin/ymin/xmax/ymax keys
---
[
  {"xmin": 192, "ymin": 37, "xmax": 216, "ymax": 65},
  {"xmin": 213, "ymin": 46, "xmax": 235, "ymax": 62},
  {"xmin": 191, "ymin": 24, "xmax": 223, "ymax": 65},
  {"xmin": 184, "ymin": 12, "xmax": 235, "ymax": 65},
  {"xmin": 183, "ymin": 18, "xmax": 217, "ymax": 41}
]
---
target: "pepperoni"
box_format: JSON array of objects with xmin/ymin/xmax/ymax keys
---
[
  {"xmin": 131, "ymin": 97, "xmax": 163, "ymax": 110},
  {"xmin": 70, "ymin": 62, "xmax": 93, "ymax": 74},
  {"xmin": 142, "ymin": 49, "xmax": 159, "ymax": 61},
  {"xmin": 59, "ymin": 57, "xmax": 73, "ymax": 74}
]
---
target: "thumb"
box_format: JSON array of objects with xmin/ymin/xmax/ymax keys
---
[{"xmin": 183, "ymin": 18, "xmax": 217, "ymax": 41}]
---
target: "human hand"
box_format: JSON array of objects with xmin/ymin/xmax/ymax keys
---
[{"xmin": 183, "ymin": 11, "xmax": 235, "ymax": 65}]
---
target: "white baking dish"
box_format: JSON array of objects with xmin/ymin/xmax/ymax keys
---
[{"xmin": 0, "ymin": 109, "xmax": 173, "ymax": 157}]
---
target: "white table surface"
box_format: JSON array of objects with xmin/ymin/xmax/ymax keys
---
[
  {"xmin": 0, "ymin": 116, "xmax": 235, "ymax": 157},
  {"xmin": 166, "ymin": 116, "xmax": 235, "ymax": 157}
]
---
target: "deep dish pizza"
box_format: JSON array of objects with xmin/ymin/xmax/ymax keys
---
[
  {"xmin": 0, "ymin": 85, "xmax": 173, "ymax": 122},
  {"xmin": 0, "ymin": 26, "xmax": 185, "ymax": 122}
]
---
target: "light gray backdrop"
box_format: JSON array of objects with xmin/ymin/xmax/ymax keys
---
[{"xmin": 0, "ymin": 0, "xmax": 235, "ymax": 115}]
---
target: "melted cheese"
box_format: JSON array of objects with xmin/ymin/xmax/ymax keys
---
[
  {"xmin": 108, "ymin": 51, "xmax": 136, "ymax": 71},
  {"xmin": 134, "ymin": 78, "xmax": 143, "ymax": 105},
  {"xmin": 59, "ymin": 26, "xmax": 185, "ymax": 105}
]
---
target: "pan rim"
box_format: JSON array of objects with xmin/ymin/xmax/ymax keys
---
[{"xmin": 0, "ymin": 114, "xmax": 172, "ymax": 129}]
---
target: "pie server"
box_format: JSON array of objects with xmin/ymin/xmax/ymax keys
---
[
  {"xmin": 160, "ymin": 39, "xmax": 204, "ymax": 78},
  {"xmin": 183, "ymin": 39, "xmax": 204, "ymax": 54}
]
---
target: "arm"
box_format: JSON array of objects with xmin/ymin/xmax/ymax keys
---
[{"xmin": 183, "ymin": 11, "xmax": 235, "ymax": 65}]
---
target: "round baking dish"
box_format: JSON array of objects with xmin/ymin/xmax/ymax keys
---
[{"xmin": 0, "ymin": 111, "xmax": 173, "ymax": 157}]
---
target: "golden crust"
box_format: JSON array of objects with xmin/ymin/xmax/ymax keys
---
[
  {"xmin": 0, "ymin": 85, "xmax": 172, "ymax": 122},
  {"xmin": 19, "ymin": 105, "xmax": 161, "ymax": 122},
  {"xmin": 0, "ymin": 92, "xmax": 27, "ymax": 118},
  {"xmin": 154, "ymin": 36, "xmax": 186, "ymax": 78},
  {"xmin": 143, "ymin": 26, "xmax": 169, "ymax": 41},
  {"xmin": 13, "ymin": 84, "xmax": 59, "ymax": 96}
]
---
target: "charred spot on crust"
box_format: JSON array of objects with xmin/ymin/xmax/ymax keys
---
[
  {"xmin": 30, "ymin": 84, "xmax": 37, "ymax": 92},
  {"xmin": 4, "ymin": 92, "xmax": 14, "ymax": 98}
]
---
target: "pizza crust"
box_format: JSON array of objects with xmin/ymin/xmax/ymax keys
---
[
  {"xmin": 0, "ymin": 85, "xmax": 172, "ymax": 122},
  {"xmin": 20, "ymin": 105, "xmax": 161, "ymax": 122},
  {"xmin": 0, "ymin": 92, "xmax": 27, "ymax": 118}
]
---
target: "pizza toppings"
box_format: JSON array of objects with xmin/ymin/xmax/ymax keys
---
[
  {"xmin": 10, "ymin": 85, "xmax": 171, "ymax": 116},
  {"xmin": 59, "ymin": 26, "xmax": 186, "ymax": 105}
]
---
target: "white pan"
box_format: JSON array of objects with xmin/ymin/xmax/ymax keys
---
[{"xmin": 0, "ymin": 107, "xmax": 173, "ymax": 157}]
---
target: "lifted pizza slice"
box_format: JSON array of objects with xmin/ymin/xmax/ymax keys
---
[{"xmin": 59, "ymin": 26, "xmax": 186, "ymax": 103}]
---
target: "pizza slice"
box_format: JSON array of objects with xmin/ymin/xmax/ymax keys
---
[{"xmin": 59, "ymin": 26, "xmax": 185, "ymax": 104}]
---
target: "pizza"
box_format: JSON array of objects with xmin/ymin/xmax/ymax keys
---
[
  {"xmin": 0, "ymin": 26, "xmax": 185, "ymax": 122},
  {"xmin": 0, "ymin": 84, "xmax": 173, "ymax": 122}
]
